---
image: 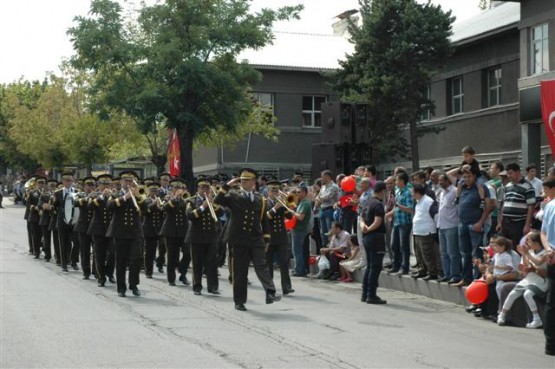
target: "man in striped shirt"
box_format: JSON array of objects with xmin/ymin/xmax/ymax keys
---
[{"xmin": 496, "ymin": 162, "xmax": 536, "ymax": 247}]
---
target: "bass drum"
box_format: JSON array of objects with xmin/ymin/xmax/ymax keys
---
[{"xmin": 63, "ymin": 194, "xmax": 80, "ymax": 226}]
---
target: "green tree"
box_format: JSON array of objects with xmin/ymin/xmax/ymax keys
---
[
  {"xmin": 0, "ymin": 80, "xmax": 46, "ymax": 173},
  {"xmin": 68, "ymin": 0, "xmax": 301, "ymax": 186},
  {"xmin": 334, "ymin": 0, "xmax": 454, "ymax": 169}
]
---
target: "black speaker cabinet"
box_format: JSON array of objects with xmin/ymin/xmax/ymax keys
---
[{"xmin": 321, "ymin": 102, "xmax": 353, "ymax": 144}]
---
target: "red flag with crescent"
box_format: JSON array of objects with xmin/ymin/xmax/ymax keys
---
[
  {"xmin": 540, "ymin": 80, "xmax": 555, "ymax": 156},
  {"xmin": 168, "ymin": 129, "xmax": 181, "ymax": 177}
]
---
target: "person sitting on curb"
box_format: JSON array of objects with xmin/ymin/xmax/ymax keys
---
[{"xmin": 320, "ymin": 222, "xmax": 350, "ymax": 280}]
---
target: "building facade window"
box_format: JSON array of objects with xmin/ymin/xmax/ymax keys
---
[
  {"xmin": 530, "ymin": 23, "xmax": 549, "ymax": 75},
  {"xmin": 302, "ymin": 96, "xmax": 326, "ymax": 127},
  {"xmin": 449, "ymin": 76, "xmax": 463, "ymax": 115},
  {"xmin": 421, "ymin": 84, "xmax": 432, "ymax": 121},
  {"xmin": 487, "ymin": 67, "xmax": 502, "ymax": 107},
  {"xmin": 252, "ymin": 92, "xmax": 274, "ymax": 112}
]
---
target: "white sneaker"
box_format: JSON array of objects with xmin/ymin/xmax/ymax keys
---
[
  {"xmin": 526, "ymin": 319, "xmax": 543, "ymax": 329},
  {"xmin": 497, "ymin": 315, "xmax": 506, "ymax": 326}
]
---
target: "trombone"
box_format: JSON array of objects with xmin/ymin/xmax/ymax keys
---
[
  {"xmin": 274, "ymin": 190, "xmax": 295, "ymax": 213},
  {"xmin": 203, "ymin": 186, "xmax": 219, "ymax": 222}
]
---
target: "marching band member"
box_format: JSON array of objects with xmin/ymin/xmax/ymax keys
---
[
  {"xmin": 87, "ymin": 174, "xmax": 115, "ymax": 287},
  {"xmin": 74, "ymin": 176, "xmax": 96, "ymax": 279},
  {"xmin": 265, "ymin": 180, "xmax": 295, "ymax": 295},
  {"xmin": 214, "ymin": 168, "xmax": 281, "ymax": 311},
  {"xmin": 159, "ymin": 178, "xmax": 188, "ymax": 286},
  {"xmin": 106, "ymin": 171, "xmax": 144, "ymax": 297},
  {"xmin": 28, "ymin": 176, "xmax": 46, "ymax": 259},
  {"xmin": 156, "ymin": 172, "xmax": 172, "ymax": 273},
  {"xmin": 38, "ymin": 179, "xmax": 58, "ymax": 262},
  {"xmin": 186, "ymin": 176, "xmax": 221, "ymax": 295},
  {"xmin": 52, "ymin": 172, "xmax": 77, "ymax": 272},
  {"xmin": 142, "ymin": 182, "xmax": 164, "ymax": 278}
]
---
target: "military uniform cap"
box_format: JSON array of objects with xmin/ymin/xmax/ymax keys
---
[
  {"xmin": 147, "ymin": 182, "xmax": 161, "ymax": 190},
  {"xmin": 83, "ymin": 176, "xmax": 96, "ymax": 185},
  {"xmin": 142, "ymin": 177, "xmax": 155, "ymax": 186},
  {"xmin": 196, "ymin": 176, "xmax": 211, "ymax": 187},
  {"xmin": 46, "ymin": 179, "xmax": 59, "ymax": 186},
  {"xmin": 266, "ymin": 180, "xmax": 281, "ymax": 190},
  {"xmin": 97, "ymin": 174, "xmax": 113, "ymax": 183},
  {"xmin": 60, "ymin": 172, "xmax": 74, "ymax": 180},
  {"xmin": 239, "ymin": 168, "xmax": 257, "ymax": 180},
  {"xmin": 120, "ymin": 170, "xmax": 138, "ymax": 181},
  {"xmin": 170, "ymin": 178, "xmax": 186, "ymax": 188},
  {"xmin": 158, "ymin": 172, "xmax": 171, "ymax": 180},
  {"xmin": 111, "ymin": 176, "xmax": 120, "ymax": 183},
  {"xmin": 35, "ymin": 175, "xmax": 47, "ymax": 183}
]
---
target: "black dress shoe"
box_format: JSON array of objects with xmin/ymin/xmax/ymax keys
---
[
  {"xmin": 62, "ymin": 268, "xmax": 69, "ymax": 273},
  {"xmin": 465, "ymin": 305, "xmax": 478, "ymax": 313},
  {"xmin": 437, "ymin": 277, "xmax": 450, "ymax": 283},
  {"xmin": 361, "ymin": 296, "xmax": 367, "ymax": 302},
  {"xmin": 34, "ymin": 255, "xmax": 39, "ymax": 259},
  {"xmin": 118, "ymin": 291, "xmax": 126, "ymax": 297},
  {"xmin": 194, "ymin": 291, "xmax": 201, "ymax": 296},
  {"xmin": 108, "ymin": 276, "xmax": 116, "ymax": 284},
  {"xmin": 98, "ymin": 281, "xmax": 105, "ymax": 287},
  {"xmin": 145, "ymin": 274, "xmax": 152, "ymax": 279},
  {"xmin": 235, "ymin": 304, "xmax": 247, "ymax": 311},
  {"xmin": 266, "ymin": 292, "xmax": 282, "ymax": 304},
  {"xmin": 366, "ymin": 296, "xmax": 387, "ymax": 304},
  {"xmin": 473, "ymin": 308, "xmax": 483, "ymax": 317},
  {"xmin": 180, "ymin": 275, "xmax": 190, "ymax": 285},
  {"xmin": 157, "ymin": 266, "xmax": 164, "ymax": 273},
  {"xmin": 71, "ymin": 263, "xmax": 79, "ymax": 271},
  {"xmin": 422, "ymin": 275, "xmax": 438, "ymax": 281},
  {"xmin": 411, "ymin": 272, "xmax": 426, "ymax": 279},
  {"xmin": 82, "ymin": 275, "xmax": 90, "ymax": 280},
  {"xmin": 447, "ymin": 278, "xmax": 461, "ymax": 285},
  {"xmin": 130, "ymin": 286, "xmax": 141, "ymax": 296},
  {"xmin": 169, "ymin": 282, "xmax": 176, "ymax": 286},
  {"xmin": 208, "ymin": 289, "xmax": 221, "ymax": 295},
  {"xmin": 44, "ymin": 258, "xmax": 50, "ymax": 262},
  {"xmin": 283, "ymin": 289, "xmax": 295, "ymax": 295}
]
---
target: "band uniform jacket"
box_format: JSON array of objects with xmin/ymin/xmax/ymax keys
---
[
  {"xmin": 142, "ymin": 198, "xmax": 163, "ymax": 238},
  {"xmin": 106, "ymin": 191, "xmax": 143, "ymax": 240},
  {"xmin": 213, "ymin": 185, "xmax": 270, "ymax": 246},
  {"xmin": 74, "ymin": 195, "xmax": 94, "ymax": 233},
  {"xmin": 38, "ymin": 192, "xmax": 53, "ymax": 227},
  {"xmin": 159, "ymin": 196, "xmax": 188, "ymax": 238},
  {"xmin": 27, "ymin": 190, "xmax": 42, "ymax": 224},
  {"xmin": 24, "ymin": 191, "xmax": 32, "ymax": 221},
  {"xmin": 186, "ymin": 194, "xmax": 222, "ymax": 244},
  {"xmin": 266, "ymin": 198, "xmax": 293, "ymax": 246},
  {"xmin": 87, "ymin": 194, "xmax": 113, "ymax": 237}
]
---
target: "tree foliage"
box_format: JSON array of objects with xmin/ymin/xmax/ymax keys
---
[
  {"xmin": 2, "ymin": 74, "xmax": 147, "ymax": 172},
  {"xmin": 334, "ymin": 0, "xmax": 454, "ymax": 169},
  {"xmin": 68, "ymin": 0, "xmax": 302, "ymax": 186}
]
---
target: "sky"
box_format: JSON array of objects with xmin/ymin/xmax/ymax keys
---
[{"xmin": 0, "ymin": 0, "xmax": 484, "ymax": 84}]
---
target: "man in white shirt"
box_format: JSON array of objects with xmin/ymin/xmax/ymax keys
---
[
  {"xmin": 320, "ymin": 222, "xmax": 351, "ymax": 280},
  {"xmin": 526, "ymin": 163, "xmax": 543, "ymax": 198},
  {"xmin": 437, "ymin": 174, "xmax": 461, "ymax": 284},
  {"xmin": 412, "ymin": 184, "xmax": 441, "ymax": 280}
]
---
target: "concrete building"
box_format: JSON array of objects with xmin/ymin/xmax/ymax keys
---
[{"xmin": 193, "ymin": 0, "xmax": 555, "ymax": 181}]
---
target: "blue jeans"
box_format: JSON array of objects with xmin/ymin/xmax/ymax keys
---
[
  {"xmin": 292, "ymin": 229, "xmax": 309, "ymax": 275},
  {"xmin": 362, "ymin": 233, "xmax": 386, "ymax": 299},
  {"xmin": 392, "ymin": 223, "xmax": 412, "ymax": 272},
  {"xmin": 458, "ymin": 222, "xmax": 483, "ymax": 283},
  {"xmin": 319, "ymin": 208, "xmax": 334, "ymax": 247},
  {"xmin": 439, "ymin": 227, "xmax": 461, "ymax": 281}
]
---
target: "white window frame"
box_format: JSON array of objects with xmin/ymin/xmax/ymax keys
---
[
  {"xmin": 487, "ymin": 67, "xmax": 502, "ymax": 107},
  {"xmin": 421, "ymin": 84, "xmax": 432, "ymax": 121},
  {"xmin": 451, "ymin": 77, "xmax": 463, "ymax": 115},
  {"xmin": 302, "ymin": 95, "xmax": 327, "ymax": 128},
  {"xmin": 530, "ymin": 23, "xmax": 549, "ymax": 75}
]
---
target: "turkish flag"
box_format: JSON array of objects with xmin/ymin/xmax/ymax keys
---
[
  {"xmin": 540, "ymin": 80, "xmax": 555, "ymax": 156},
  {"xmin": 168, "ymin": 129, "xmax": 181, "ymax": 177}
]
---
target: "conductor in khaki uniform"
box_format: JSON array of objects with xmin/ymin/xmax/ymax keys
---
[
  {"xmin": 106, "ymin": 171, "xmax": 144, "ymax": 297},
  {"xmin": 214, "ymin": 168, "xmax": 281, "ymax": 311}
]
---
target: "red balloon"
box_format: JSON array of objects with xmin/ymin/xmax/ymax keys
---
[
  {"xmin": 284, "ymin": 217, "xmax": 297, "ymax": 231},
  {"xmin": 341, "ymin": 176, "xmax": 356, "ymax": 192},
  {"xmin": 308, "ymin": 255, "xmax": 318, "ymax": 266},
  {"xmin": 465, "ymin": 280, "xmax": 489, "ymax": 305},
  {"xmin": 340, "ymin": 194, "xmax": 353, "ymax": 208}
]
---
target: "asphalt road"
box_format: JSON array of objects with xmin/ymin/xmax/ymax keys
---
[{"xmin": 1, "ymin": 202, "xmax": 553, "ymax": 368}]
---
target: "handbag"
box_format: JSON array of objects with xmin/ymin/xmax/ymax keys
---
[{"xmin": 318, "ymin": 254, "xmax": 330, "ymax": 270}]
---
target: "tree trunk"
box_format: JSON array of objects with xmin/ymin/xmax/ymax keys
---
[
  {"xmin": 177, "ymin": 125, "xmax": 195, "ymax": 189},
  {"xmin": 409, "ymin": 120, "xmax": 420, "ymax": 172},
  {"xmin": 151, "ymin": 154, "xmax": 167, "ymax": 176}
]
